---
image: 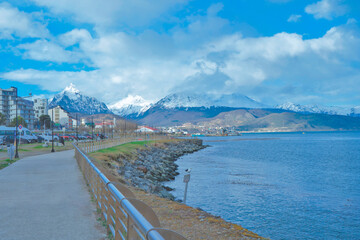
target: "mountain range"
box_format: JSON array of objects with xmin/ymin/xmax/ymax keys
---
[
  {"xmin": 48, "ymin": 84, "xmax": 360, "ymax": 131},
  {"xmin": 275, "ymin": 102, "xmax": 351, "ymax": 116}
]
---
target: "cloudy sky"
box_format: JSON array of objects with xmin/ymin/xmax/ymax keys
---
[{"xmin": 0, "ymin": 0, "xmax": 359, "ymax": 106}]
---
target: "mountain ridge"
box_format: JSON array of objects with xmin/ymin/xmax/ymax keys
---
[{"xmin": 49, "ymin": 83, "xmax": 113, "ymax": 115}]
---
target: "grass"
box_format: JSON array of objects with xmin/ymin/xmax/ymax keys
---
[
  {"xmin": 96, "ymin": 140, "xmax": 154, "ymax": 154},
  {"xmin": 19, "ymin": 148, "xmax": 30, "ymax": 152},
  {"xmin": 32, "ymin": 145, "xmax": 45, "ymax": 149},
  {"xmin": 89, "ymin": 140, "xmax": 178, "ymax": 165},
  {"xmin": 89, "ymin": 140, "xmax": 154, "ymax": 162},
  {"xmin": 0, "ymin": 158, "xmax": 19, "ymax": 170}
]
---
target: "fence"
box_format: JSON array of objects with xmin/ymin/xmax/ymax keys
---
[
  {"xmin": 73, "ymin": 137, "xmax": 186, "ymax": 240},
  {"xmin": 76, "ymin": 133, "xmax": 170, "ymax": 153}
]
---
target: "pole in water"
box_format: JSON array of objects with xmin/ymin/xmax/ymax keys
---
[{"xmin": 183, "ymin": 168, "xmax": 191, "ymax": 204}]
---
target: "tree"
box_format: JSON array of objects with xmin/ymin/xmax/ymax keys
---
[
  {"xmin": 39, "ymin": 114, "xmax": 51, "ymax": 129},
  {"xmin": 10, "ymin": 116, "xmax": 27, "ymax": 128},
  {"xmin": 0, "ymin": 112, "xmax": 6, "ymax": 125}
]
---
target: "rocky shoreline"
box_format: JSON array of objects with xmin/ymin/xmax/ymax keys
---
[{"xmin": 117, "ymin": 139, "xmax": 206, "ymax": 199}]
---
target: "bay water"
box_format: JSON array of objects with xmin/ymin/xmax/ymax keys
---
[{"xmin": 166, "ymin": 132, "xmax": 360, "ymax": 239}]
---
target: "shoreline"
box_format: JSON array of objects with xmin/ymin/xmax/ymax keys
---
[
  {"xmin": 115, "ymin": 139, "xmax": 207, "ymax": 199},
  {"xmin": 89, "ymin": 139, "xmax": 263, "ymax": 239}
]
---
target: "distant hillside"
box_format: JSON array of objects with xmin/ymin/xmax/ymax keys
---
[
  {"xmin": 236, "ymin": 112, "xmax": 360, "ymax": 132},
  {"xmin": 138, "ymin": 106, "xmax": 240, "ymax": 126},
  {"xmin": 136, "ymin": 106, "xmax": 360, "ymax": 131}
]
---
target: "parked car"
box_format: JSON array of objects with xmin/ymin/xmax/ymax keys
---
[
  {"xmin": 86, "ymin": 135, "xmax": 93, "ymax": 140},
  {"xmin": 59, "ymin": 135, "xmax": 70, "ymax": 141},
  {"xmin": 77, "ymin": 135, "xmax": 87, "ymax": 140},
  {"xmin": 0, "ymin": 126, "xmax": 37, "ymax": 143},
  {"xmin": 37, "ymin": 133, "xmax": 59, "ymax": 142},
  {"xmin": 0, "ymin": 136, "xmax": 5, "ymax": 145},
  {"xmin": 3, "ymin": 135, "xmax": 31, "ymax": 144}
]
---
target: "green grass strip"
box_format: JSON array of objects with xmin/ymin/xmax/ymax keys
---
[{"xmin": 94, "ymin": 140, "xmax": 154, "ymax": 154}]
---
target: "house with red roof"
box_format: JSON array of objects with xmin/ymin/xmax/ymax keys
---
[{"xmin": 135, "ymin": 126, "xmax": 159, "ymax": 133}]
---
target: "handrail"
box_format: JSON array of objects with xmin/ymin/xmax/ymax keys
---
[{"xmin": 73, "ymin": 141, "xmax": 185, "ymax": 240}]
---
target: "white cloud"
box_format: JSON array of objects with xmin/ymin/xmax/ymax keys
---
[
  {"xmin": 287, "ymin": 14, "xmax": 302, "ymax": 23},
  {"xmin": 5, "ymin": 22, "xmax": 359, "ymax": 105},
  {"xmin": 305, "ymin": 0, "xmax": 348, "ymax": 20},
  {"xmin": 29, "ymin": 0, "xmax": 188, "ymax": 29},
  {"xmin": 17, "ymin": 40, "xmax": 83, "ymax": 63},
  {"xmin": 268, "ymin": 0, "xmax": 293, "ymax": 3},
  {"xmin": 0, "ymin": 2, "xmax": 49, "ymax": 39},
  {"xmin": 58, "ymin": 29, "xmax": 92, "ymax": 47},
  {"xmin": 2, "ymin": 3, "xmax": 360, "ymax": 106}
]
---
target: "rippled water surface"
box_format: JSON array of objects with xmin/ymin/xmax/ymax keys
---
[{"xmin": 166, "ymin": 132, "xmax": 360, "ymax": 240}]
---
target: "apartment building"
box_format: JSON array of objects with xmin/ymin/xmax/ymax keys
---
[
  {"xmin": 34, "ymin": 98, "xmax": 48, "ymax": 119},
  {"xmin": 0, "ymin": 87, "xmax": 35, "ymax": 129},
  {"xmin": 48, "ymin": 105, "xmax": 77, "ymax": 128}
]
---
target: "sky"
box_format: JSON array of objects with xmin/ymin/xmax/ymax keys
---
[{"xmin": 0, "ymin": 0, "xmax": 359, "ymax": 107}]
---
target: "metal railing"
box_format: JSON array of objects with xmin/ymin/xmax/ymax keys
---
[
  {"xmin": 76, "ymin": 134, "xmax": 171, "ymax": 153},
  {"xmin": 73, "ymin": 137, "xmax": 186, "ymax": 240}
]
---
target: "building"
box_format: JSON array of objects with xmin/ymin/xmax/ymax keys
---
[
  {"xmin": 0, "ymin": 87, "xmax": 35, "ymax": 129},
  {"xmin": 95, "ymin": 122, "xmax": 114, "ymax": 129},
  {"xmin": 34, "ymin": 98, "xmax": 48, "ymax": 119},
  {"xmin": 135, "ymin": 126, "xmax": 159, "ymax": 133},
  {"xmin": 48, "ymin": 106, "xmax": 77, "ymax": 128}
]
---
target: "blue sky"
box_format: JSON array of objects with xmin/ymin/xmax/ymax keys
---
[{"xmin": 0, "ymin": 0, "xmax": 359, "ymax": 107}]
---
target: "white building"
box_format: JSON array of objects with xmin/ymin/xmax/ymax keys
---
[
  {"xmin": 34, "ymin": 98, "xmax": 48, "ymax": 119},
  {"xmin": 48, "ymin": 106, "xmax": 77, "ymax": 128},
  {"xmin": 135, "ymin": 126, "xmax": 159, "ymax": 133}
]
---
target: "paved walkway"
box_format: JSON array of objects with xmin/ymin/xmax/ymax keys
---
[{"xmin": 0, "ymin": 150, "xmax": 106, "ymax": 240}]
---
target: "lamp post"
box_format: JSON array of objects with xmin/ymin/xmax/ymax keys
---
[
  {"xmin": 14, "ymin": 97, "xmax": 19, "ymax": 158},
  {"xmin": 76, "ymin": 113, "xmax": 78, "ymax": 140},
  {"xmin": 51, "ymin": 108, "xmax": 55, "ymax": 152},
  {"xmin": 91, "ymin": 116, "xmax": 94, "ymax": 140},
  {"xmin": 14, "ymin": 92, "xmax": 32, "ymax": 159}
]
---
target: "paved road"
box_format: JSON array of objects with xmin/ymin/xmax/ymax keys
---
[{"xmin": 0, "ymin": 150, "xmax": 106, "ymax": 240}]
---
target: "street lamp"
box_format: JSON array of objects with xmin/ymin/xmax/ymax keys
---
[
  {"xmin": 91, "ymin": 116, "xmax": 94, "ymax": 140},
  {"xmin": 76, "ymin": 113, "xmax": 78, "ymax": 140},
  {"xmin": 14, "ymin": 92, "xmax": 32, "ymax": 159},
  {"xmin": 51, "ymin": 108, "xmax": 55, "ymax": 152}
]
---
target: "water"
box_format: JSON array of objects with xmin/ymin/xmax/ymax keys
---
[{"xmin": 166, "ymin": 132, "xmax": 360, "ymax": 240}]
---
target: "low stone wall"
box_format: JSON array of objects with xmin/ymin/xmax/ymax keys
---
[{"xmin": 117, "ymin": 139, "xmax": 206, "ymax": 199}]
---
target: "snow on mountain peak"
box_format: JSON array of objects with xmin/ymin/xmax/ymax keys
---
[
  {"xmin": 157, "ymin": 92, "xmax": 213, "ymax": 108},
  {"xmin": 109, "ymin": 95, "xmax": 153, "ymax": 117},
  {"xmin": 110, "ymin": 95, "xmax": 151, "ymax": 109},
  {"xmin": 63, "ymin": 83, "xmax": 80, "ymax": 94},
  {"xmin": 49, "ymin": 84, "xmax": 112, "ymax": 115},
  {"xmin": 276, "ymin": 102, "xmax": 350, "ymax": 115},
  {"xmin": 155, "ymin": 92, "xmax": 265, "ymax": 109}
]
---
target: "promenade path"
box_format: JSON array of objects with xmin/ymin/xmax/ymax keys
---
[{"xmin": 0, "ymin": 150, "xmax": 106, "ymax": 240}]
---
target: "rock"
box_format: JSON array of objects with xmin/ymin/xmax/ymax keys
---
[
  {"xmin": 164, "ymin": 186, "xmax": 174, "ymax": 191},
  {"xmin": 137, "ymin": 166, "xmax": 148, "ymax": 173},
  {"xmin": 116, "ymin": 139, "xmax": 206, "ymax": 201}
]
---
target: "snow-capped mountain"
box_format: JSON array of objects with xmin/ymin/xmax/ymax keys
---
[
  {"xmin": 154, "ymin": 92, "xmax": 266, "ymax": 109},
  {"xmin": 109, "ymin": 95, "xmax": 152, "ymax": 117},
  {"xmin": 49, "ymin": 83, "xmax": 113, "ymax": 115},
  {"xmin": 276, "ymin": 102, "xmax": 350, "ymax": 116},
  {"xmin": 350, "ymin": 106, "xmax": 360, "ymax": 117}
]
